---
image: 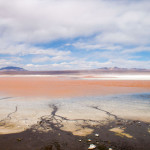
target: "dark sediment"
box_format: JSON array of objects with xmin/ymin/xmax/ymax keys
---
[{"xmin": 0, "ymin": 104, "xmax": 150, "ymax": 150}]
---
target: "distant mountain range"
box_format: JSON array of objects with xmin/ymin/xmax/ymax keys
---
[
  {"xmin": 98, "ymin": 67, "xmax": 147, "ymax": 71},
  {"xmin": 0, "ymin": 66, "xmax": 26, "ymax": 71},
  {"xmin": 0, "ymin": 66, "xmax": 149, "ymax": 75}
]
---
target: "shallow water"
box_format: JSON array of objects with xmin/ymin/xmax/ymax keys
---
[
  {"xmin": 54, "ymin": 93, "xmax": 150, "ymax": 121},
  {"xmin": 0, "ymin": 92, "xmax": 150, "ymax": 135}
]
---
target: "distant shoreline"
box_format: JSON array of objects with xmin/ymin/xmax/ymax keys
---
[{"xmin": 0, "ymin": 74, "xmax": 150, "ymax": 80}]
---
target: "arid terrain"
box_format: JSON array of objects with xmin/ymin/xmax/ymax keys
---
[{"xmin": 0, "ymin": 72, "xmax": 150, "ymax": 150}]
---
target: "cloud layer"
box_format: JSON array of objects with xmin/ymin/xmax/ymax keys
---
[{"xmin": 0, "ymin": 0, "xmax": 150, "ymax": 70}]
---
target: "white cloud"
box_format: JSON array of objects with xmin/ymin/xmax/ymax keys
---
[
  {"xmin": 0, "ymin": 58, "xmax": 23, "ymax": 68},
  {"xmin": 25, "ymin": 61, "xmax": 106, "ymax": 71},
  {"xmin": 0, "ymin": 41, "xmax": 71, "ymax": 56},
  {"xmin": 0, "ymin": 0, "xmax": 150, "ymax": 45},
  {"xmin": 32, "ymin": 56, "xmax": 51, "ymax": 63},
  {"xmin": 73, "ymin": 42, "xmax": 122, "ymax": 51},
  {"xmin": 122, "ymin": 46, "xmax": 150, "ymax": 54},
  {"xmin": 0, "ymin": 0, "xmax": 150, "ymax": 70},
  {"xmin": 32, "ymin": 55, "xmax": 73, "ymax": 63},
  {"xmin": 24, "ymin": 59, "xmax": 150, "ymax": 71}
]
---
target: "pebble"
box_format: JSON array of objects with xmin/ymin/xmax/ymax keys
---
[
  {"xmin": 95, "ymin": 133, "xmax": 99, "ymax": 137},
  {"xmin": 88, "ymin": 144, "xmax": 96, "ymax": 149},
  {"xmin": 88, "ymin": 139, "xmax": 91, "ymax": 142},
  {"xmin": 78, "ymin": 139, "xmax": 82, "ymax": 142},
  {"xmin": 16, "ymin": 138, "xmax": 22, "ymax": 142},
  {"xmin": 109, "ymin": 148, "xmax": 113, "ymax": 150}
]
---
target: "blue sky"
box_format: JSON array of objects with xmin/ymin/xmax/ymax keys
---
[{"xmin": 0, "ymin": 0, "xmax": 150, "ymax": 70}]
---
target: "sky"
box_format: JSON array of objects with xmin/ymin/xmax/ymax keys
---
[{"xmin": 0, "ymin": 0, "xmax": 150, "ymax": 70}]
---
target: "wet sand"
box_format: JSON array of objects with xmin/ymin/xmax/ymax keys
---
[{"xmin": 0, "ymin": 75, "xmax": 150, "ymax": 150}]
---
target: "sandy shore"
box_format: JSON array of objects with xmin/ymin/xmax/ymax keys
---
[{"xmin": 0, "ymin": 75, "xmax": 150, "ymax": 149}]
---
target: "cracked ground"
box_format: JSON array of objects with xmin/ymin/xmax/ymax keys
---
[{"xmin": 0, "ymin": 94, "xmax": 150, "ymax": 150}]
